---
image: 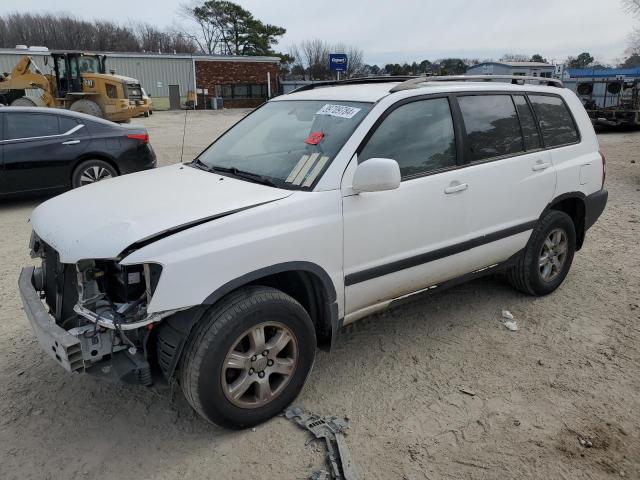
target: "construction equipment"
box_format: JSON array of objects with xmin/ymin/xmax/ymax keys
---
[
  {"xmin": 0, "ymin": 52, "xmax": 143, "ymax": 122},
  {"xmin": 136, "ymin": 88, "xmax": 153, "ymax": 118}
]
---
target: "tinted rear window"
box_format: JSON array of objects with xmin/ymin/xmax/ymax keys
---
[
  {"xmin": 59, "ymin": 116, "xmax": 79, "ymax": 133},
  {"xmin": 513, "ymin": 95, "xmax": 542, "ymax": 151},
  {"xmin": 528, "ymin": 95, "xmax": 579, "ymax": 147},
  {"xmin": 6, "ymin": 113, "xmax": 59, "ymax": 139},
  {"xmin": 458, "ymin": 95, "xmax": 523, "ymax": 161}
]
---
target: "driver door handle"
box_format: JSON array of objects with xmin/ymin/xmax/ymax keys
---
[
  {"xmin": 444, "ymin": 182, "xmax": 469, "ymax": 194},
  {"xmin": 62, "ymin": 139, "xmax": 80, "ymax": 145}
]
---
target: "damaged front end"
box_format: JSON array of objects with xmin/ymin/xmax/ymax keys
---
[{"xmin": 23, "ymin": 233, "xmax": 177, "ymax": 386}]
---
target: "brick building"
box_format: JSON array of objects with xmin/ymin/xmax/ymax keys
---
[
  {"xmin": 0, "ymin": 48, "xmax": 280, "ymax": 110},
  {"xmin": 195, "ymin": 57, "xmax": 280, "ymax": 108}
]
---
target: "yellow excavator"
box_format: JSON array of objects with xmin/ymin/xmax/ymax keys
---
[{"xmin": 0, "ymin": 52, "xmax": 144, "ymax": 122}]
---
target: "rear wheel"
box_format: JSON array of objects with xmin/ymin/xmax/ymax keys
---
[
  {"xmin": 11, "ymin": 97, "xmax": 38, "ymax": 107},
  {"xmin": 507, "ymin": 210, "xmax": 576, "ymax": 296},
  {"xmin": 69, "ymin": 99, "xmax": 103, "ymax": 118},
  {"xmin": 71, "ymin": 160, "xmax": 117, "ymax": 188},
  {"xmin": 179, "ymin": 286, "xmax": 316, "ymax": 428}
]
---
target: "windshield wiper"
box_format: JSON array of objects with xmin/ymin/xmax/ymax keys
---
[
  {"xmin": 189, "ymin": 158, "xmax": 210, "ymax": 171},
  {"xmin": 210, "ymin": 166, "xmax": 281, "ymax": 188}
]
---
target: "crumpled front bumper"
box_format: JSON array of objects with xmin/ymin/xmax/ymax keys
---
[{"xmin": 18, "ymin": 266, "xmax": 84, "ymax": 373}]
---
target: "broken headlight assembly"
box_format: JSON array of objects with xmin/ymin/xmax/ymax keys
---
[{"xmin": 74, "ymin": 260, "xmax": 166, "ymax": 331}]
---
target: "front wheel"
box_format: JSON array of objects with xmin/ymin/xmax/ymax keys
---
[
  {"xmin": 69, "ymin": 99, "xmax": 103, "ymax": 118},
  {"xmin": 507, "ymin": 210, "xmax": 576, "ymax": 296},
  {"xmin": 179, "ymin": 286, "xmax": 316, "ymax": 428}
]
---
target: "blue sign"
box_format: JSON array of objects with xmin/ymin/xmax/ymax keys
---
[{"xmin": 329, "ymin": 54, "xmax": 348, "ymax": 72}]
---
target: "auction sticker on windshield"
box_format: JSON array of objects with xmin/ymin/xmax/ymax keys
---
[{"xmin": 316, "ymin": 104, "xmax": 362, "ymax": 119}]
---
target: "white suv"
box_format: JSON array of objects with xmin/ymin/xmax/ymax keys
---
[{"xmin": 20, "ymin": 76, "xmax": 608, "ymax": 428}]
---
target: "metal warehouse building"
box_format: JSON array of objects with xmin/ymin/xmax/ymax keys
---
[
  {"xmin": 466, "ymin": 61, "xmax": 555, "ymax": 78},
  {"xmin": 0, "ymin": 47, "xmax": 279, "ymax": 110}
]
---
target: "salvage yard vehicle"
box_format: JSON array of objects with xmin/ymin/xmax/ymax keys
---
[
  {"xmin": 0, "ymin": 52, "xmax": 144, "ymax": 122},
  {"xmin": 565, "ymin": 77, "xmax": 640, "ymax": 128},
  {"xmin": 19, "ymin": 76, "xmax": 608, "ymax": 428},
  {"xmin": 0, "ymin": 106, "xmax": 156, "ymax": 197}
]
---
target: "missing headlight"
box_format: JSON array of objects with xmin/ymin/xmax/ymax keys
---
[{"xmin": 75, "ymin": 260, "xmax": 164, "ymax": 328}]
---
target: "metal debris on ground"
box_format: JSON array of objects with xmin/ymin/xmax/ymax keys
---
[
  {"xmin": 285, "ymin": 406, "xmax": 357, "ymax": 480},
  {"xmin": 579, "ymin": 437, "xmax": 593, "ymax": 448},
  {"xmin": 501, "ymin": 310, "xmax": 518, "ymax": 331}
]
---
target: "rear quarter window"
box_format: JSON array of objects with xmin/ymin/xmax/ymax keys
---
[
  {"xmin": 528, "ymin": 95, "xmax": 579, "ymax": 148},
  {"xmin": 59, "ymin": 116, "xmax": 79, "ymax": 133}
]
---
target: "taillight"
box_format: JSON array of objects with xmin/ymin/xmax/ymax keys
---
[
  {"xmin": 127, "ymin": 133, "xmax": 149, "ymax": 144},
  {"xmin": 599, "ymin": 148, "xmax": 606, "ymax": 189}
]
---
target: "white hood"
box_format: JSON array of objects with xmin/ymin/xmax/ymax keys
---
[{"xmin": 30, "ymin": 164, "xmax": 292, "ymax": 263}]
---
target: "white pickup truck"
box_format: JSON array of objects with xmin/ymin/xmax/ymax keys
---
[{"xmin": 20, "ymin": 75, "xmax": 607, "ymax": 428}]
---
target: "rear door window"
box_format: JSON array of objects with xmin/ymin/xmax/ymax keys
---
[
  {"xmin": 457, "ymin": 95, "xmax": 523, "ymax": 162},
  {"xmin": 6, "ymin": 113, "xmax": 60, "ymax": 140},
  {"xmin": 528, "ymin": 95, "xmax": 579, "ymax": 147},
  {"xmin": 513, "ymin": 95, "xmax": 542, "ymax": 151}
]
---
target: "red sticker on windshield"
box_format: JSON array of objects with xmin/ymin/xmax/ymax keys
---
[{"xmin": 305, "ymin": 131, "xmax": 324, "ymax": 145}]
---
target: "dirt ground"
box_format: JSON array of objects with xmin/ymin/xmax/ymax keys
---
[{"xmin": 1, "ymin": 111, "xmax": 638, "ymax": 480}]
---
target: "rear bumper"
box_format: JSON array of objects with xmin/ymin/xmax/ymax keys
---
[
  {"xmin": 118, "ymin": 145, "xmax": 157, "ymax": 174},
  {"xmin": 585, "ymin": 189, "xmax": 608, "ymax": 232},
  {"xmin": 18, "ymin": 267, "xmax": 84, "ymax": 373}
]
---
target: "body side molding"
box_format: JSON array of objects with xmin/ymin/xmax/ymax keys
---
[{"xmin": 345, "ymin": 220, "xmax": 538, "ymax": 286}]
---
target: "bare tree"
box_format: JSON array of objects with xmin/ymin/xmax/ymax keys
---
[
  {"xmin": 0, "ymin": 12, "xmax": 195, "ymax": 53},
  {"xmin": 500, "ymin": 53, "xmax": 531, "ymax": 62},
  {"xmin": 289, "ymin": 39, "xmax": 365, "ymax": 80},
  {"xmin": 623, "ymin": 0, "xmax": 640, "ymax": 52},
  {"xmin": 178, "ymin": 1, "xmax": 222, "ymax": 54},
  {"xmin": 622, "ymin": 0, "xmax": 640, "ymax": 15}
]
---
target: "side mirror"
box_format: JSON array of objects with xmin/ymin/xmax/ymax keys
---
[{"xmin": 352, "ymin": 158, "xmax": 401, "ymax": 193}]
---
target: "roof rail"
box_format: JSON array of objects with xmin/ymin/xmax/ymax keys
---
[
  {"xmin": 289, "ymin": 76, "xmax": 418, "ymax": 94},
  {"xmin": 390, "ymin": 75, "xmax": 564, "ymax": 92}
]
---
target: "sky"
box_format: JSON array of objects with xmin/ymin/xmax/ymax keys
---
[{"xmin": 2, "ymin": 0, "xmax": 638, "ymax": 65}]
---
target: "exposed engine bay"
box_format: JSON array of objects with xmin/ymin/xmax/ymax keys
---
[{"xmin": 29, "ymin": 232, "xmax": 172, "ymax": 385}]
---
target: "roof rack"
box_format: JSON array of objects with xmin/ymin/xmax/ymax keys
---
[
  {"xmin": 390, "ymin": 75, "xmax": 564, "ymax": 92},
  {"xmin": 288, "ymin": 76, "xmax": 417, "ymax": 94}
]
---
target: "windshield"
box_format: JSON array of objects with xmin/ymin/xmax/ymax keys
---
[
  {"xmin": 195, "ymin": 100, "xmax": 372, "ymax": 189},
  {"xmin": 78, "ymin": 57, "xmax": 101, "ymax": 73}
]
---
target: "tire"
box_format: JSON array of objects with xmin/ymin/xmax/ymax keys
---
[
  {"xmin": 11, "ymin": 97, "xmax": 37, "ymax": 107},
  {"xmin": 143, "ymin": 111, "xmax": 150, "ymax": 118},
  {"xmin": 179, "ymin": 286, "xmax": 316, "ymax": 429},
  {"xmin": 71, "ymin": 159, "xmax": 118, "ymax": 188},
  {"xmin": 69, "ymin": 99, "xmax": 103, "ymax": 118},
  {"xmin": 507, "ymin": 210, "xmax": 576, "ymax": 296}
]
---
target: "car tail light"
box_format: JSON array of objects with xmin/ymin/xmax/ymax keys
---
[
  {"xmin": 127, "ymin": 133, "xmax": 149, "ymax": 144},
  {"xmin": 599, "ymin": 148, "xmax": 606, "ymax": 189}
]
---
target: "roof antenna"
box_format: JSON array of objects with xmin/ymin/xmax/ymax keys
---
[{"xmin": 180, "ymin": 54, "xmax": 195, "ymax": 164}]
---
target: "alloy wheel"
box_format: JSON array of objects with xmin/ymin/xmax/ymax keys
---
[
  {"xmin": 221, "ymin": 322, "xmax": 298, "ymax": 409},
  {"xmin": 79, "ymin": 165, "xmax": 113, "ymax": 186},
  {"xmin": 538, "ymin": 227, "xmax": 568, "ymax": 282}
]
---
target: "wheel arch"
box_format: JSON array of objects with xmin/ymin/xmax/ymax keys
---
[
  {"xmin": 202, "ymin": 262, "xmax": 339, "ymax": 351},
  {"xmin": 154, "ymin": 262, "xmax": 339, "ymax": 381},
  {"xmin": 545, "ymin": 192, "xmax": 587, "ymax": 250}
]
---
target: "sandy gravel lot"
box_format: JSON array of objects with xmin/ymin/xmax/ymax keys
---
[{"xmin": 1, "ymin": 111, "xmax": 638, "ymax": 480}]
